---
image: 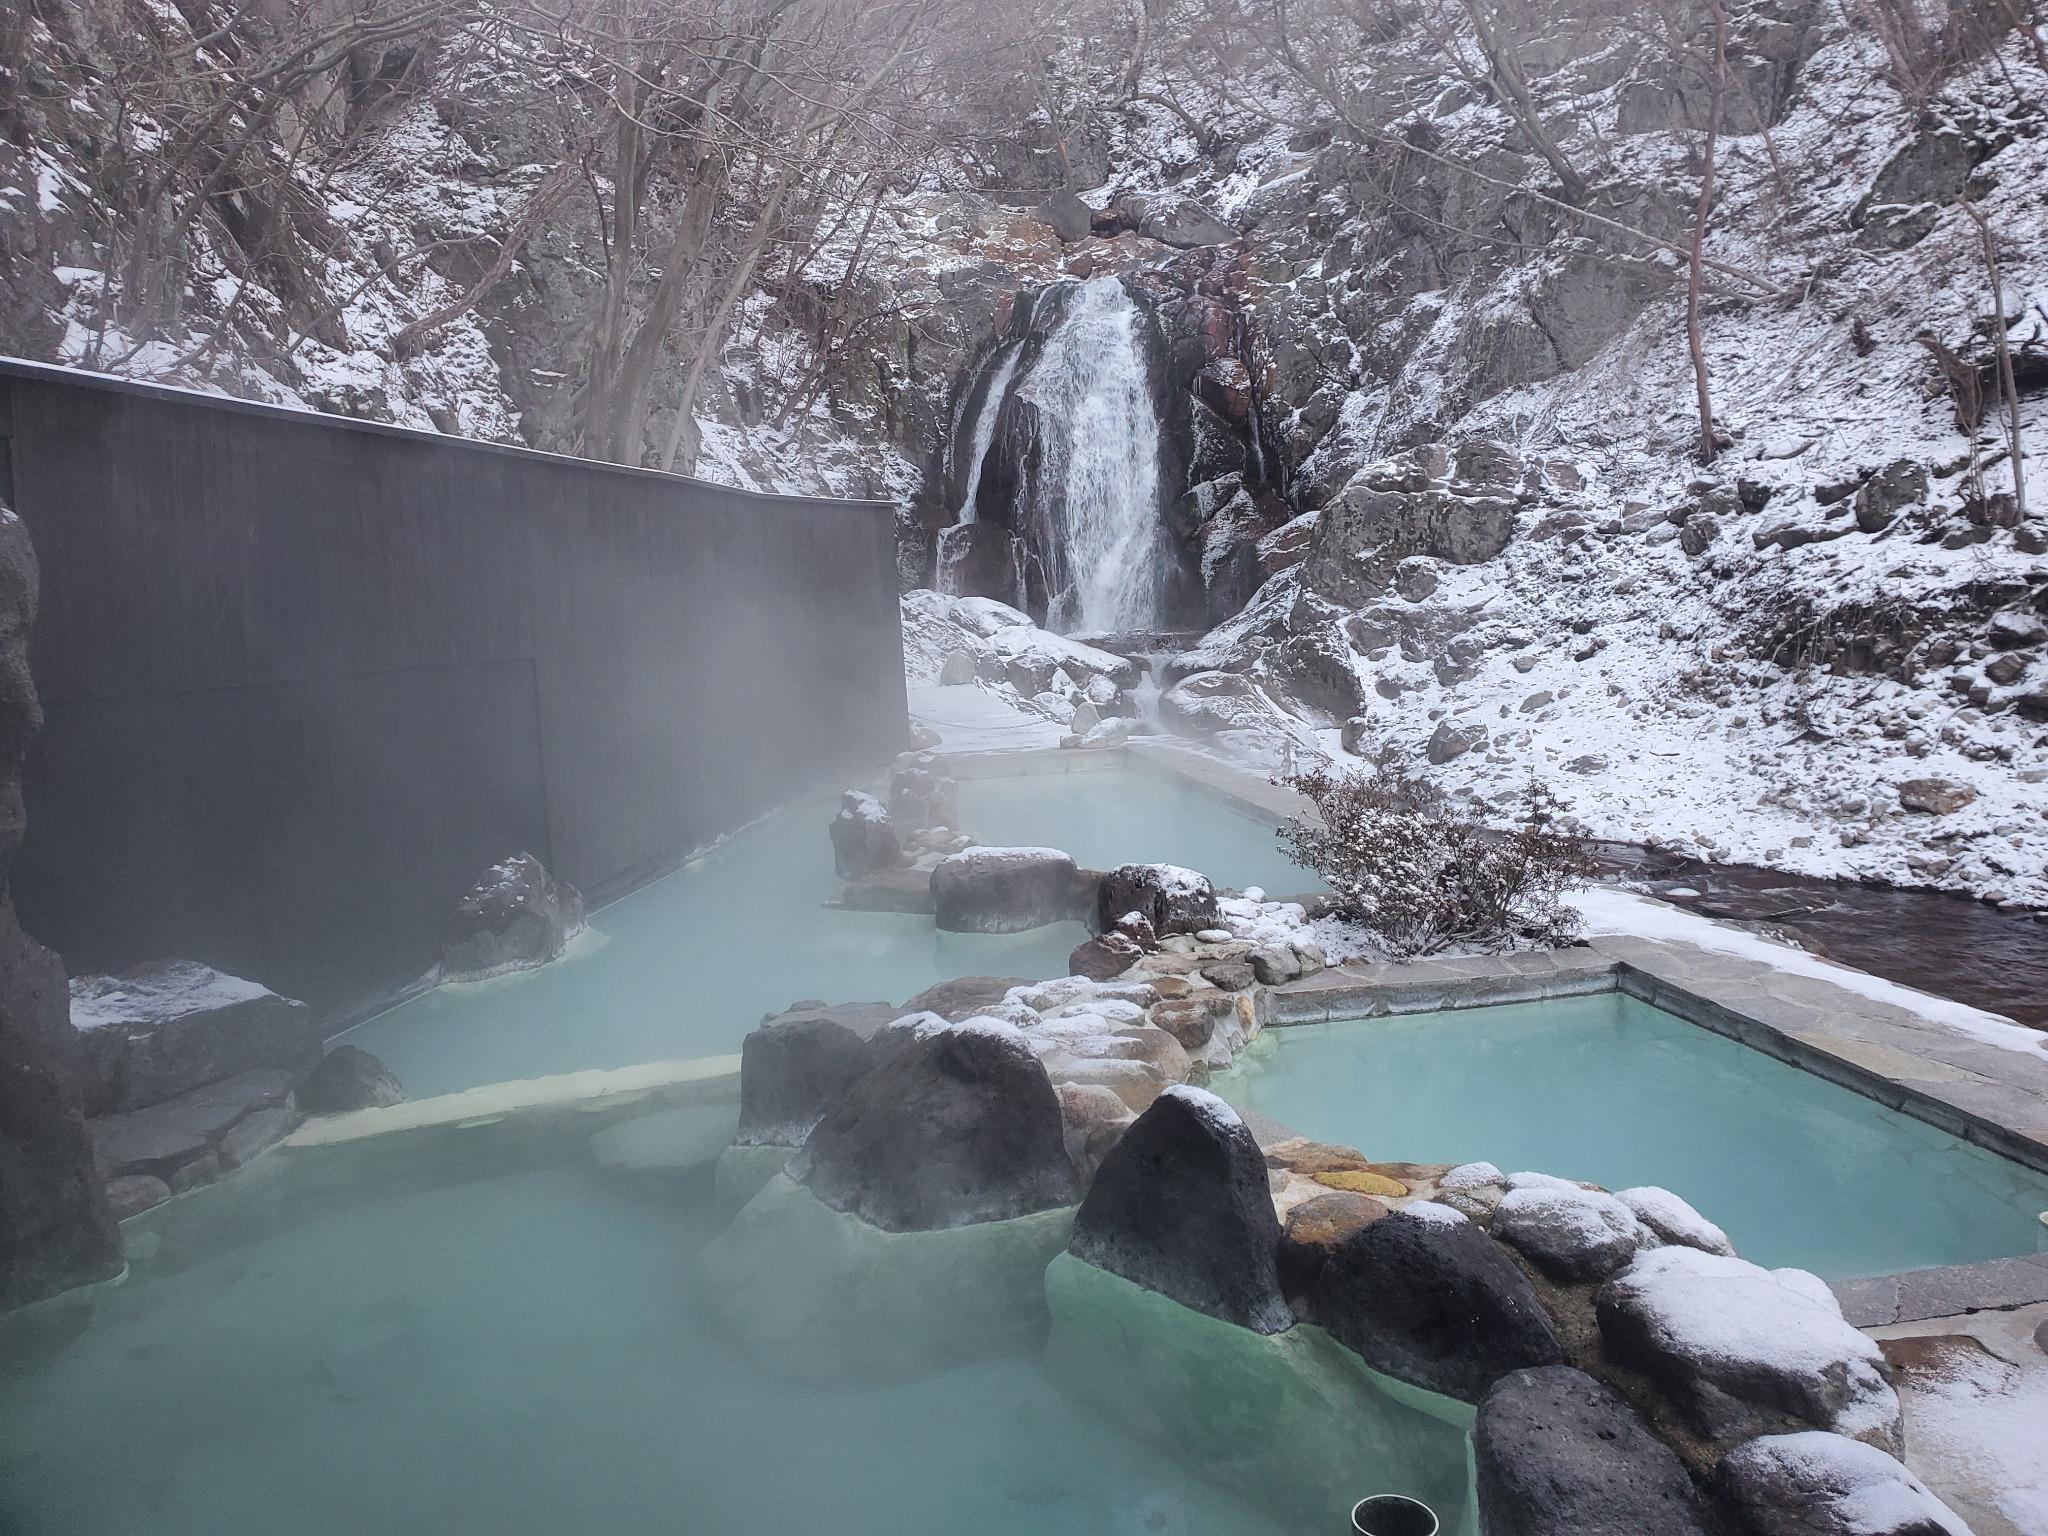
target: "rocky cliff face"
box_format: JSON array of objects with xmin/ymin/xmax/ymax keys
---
[
  {"xmin": 0, "ymin": 505, "xmax": 121, "ymax": 1313},
  {"xmin": 2, "ymin": 0, "xmax": 2043, "ymax": 905}
]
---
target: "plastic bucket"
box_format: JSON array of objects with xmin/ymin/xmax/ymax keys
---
[{"xmin": 1350, "ymin": 1495, "xmax": 1440, "ymax": 1536}]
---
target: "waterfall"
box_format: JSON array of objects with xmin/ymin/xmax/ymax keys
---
[
  {"xmin": 953, "ymin": 341, "xmax": 1022, "ymax": 524},
  {"xmin": 1018, "ymin": 277, "xmax": 1165, "ymax": 634}
]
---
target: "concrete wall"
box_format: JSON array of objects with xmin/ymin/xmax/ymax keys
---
[{"xmin": 0, "ymin": 361, "xmax": 907, "ymax": 1011}]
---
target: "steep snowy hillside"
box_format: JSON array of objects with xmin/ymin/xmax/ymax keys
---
[{"xmin": 2, "ymin": 0, "xmax": 2043, "ymax": 905}]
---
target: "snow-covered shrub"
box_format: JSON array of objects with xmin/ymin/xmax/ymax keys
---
[{"xmin": 1277, "ymin": 764, "xmax": 1592, "ymax": 956}]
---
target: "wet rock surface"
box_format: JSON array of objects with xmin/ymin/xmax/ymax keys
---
[
  {"xmin": 735, "ymin": 1005, "xmax": 893, "ymax": 1147},
  {"xmin": 931, "ymin": 846, "xmax": 1085, "ymax": 933},
  {"xmin": 830, "ymin": 791, "xmax": 902, "ymax": 879},
  {"xmin": 1475, "ymin": 1366, "xmax": 1709, "ymax": 1536},
  {"xmin": 69, "ymin": 960, "xmax": 319, "ymax": 1116},
  {"xmin": 792, "ymin": 1021, "xmax": 1076, "ymax": 1231},
  {"xmin": 1314, "ymin": 1208, "xmax": 1563, "ymax": 1402},
  {"xmin": 297, "ymin": 1046, "xmax": 406, "ymax": 1115},
  {"xmin": 1276, "ymin": 1190, "xmax": 1388, "ymax": 1308},
  {"xmin": 1093, "ymin": 862, "xmax": 1219, "ymax": 937},
  {"xmin": 439, "ymin": 853, "xmax": 585, "ymax": 981},
  {"xmin": 1069, "ymin": 1086, "xmax": 1292, "ymax": 1334}
]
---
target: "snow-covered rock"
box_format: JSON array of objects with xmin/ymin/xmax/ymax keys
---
[
  {"xmin": 1596, "ymin": 1247, "xmax": 1903, "ymax": 1452},
  {"xmin": 1712, "ymin": 1432, "xmax": 1972, "ymax": 1536}
]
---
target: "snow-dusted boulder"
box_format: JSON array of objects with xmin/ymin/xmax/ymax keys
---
[
  {"xmin": 790, "ymin": 1019, "xmax": 1076, "ymax": 1231},
  {"xmin": 1314, "ymin": 1207, "xmax": 1563, "ymax": 1403},
  {"xmin": 1069, "ymin": 1086, "xmax": 1292, "ymax": 1334},
  {"xmin": 988, "ymin": 624, "xmax": 1141, "ymax": 694},
  {"xmin": 1067, "ymin": 931, "xmax": 1144, "ymax": 980},
  {"xmin": 1094, "ymin": 862, "xmax": 1219, "ymax": 937},
  {"xmin": 950, "ymin": 594, "xmax": 1034, "ymax": 638},
  {"xmin": 70, "ymin": 960, "xmax": 319, "ymax": 1116},
  {"xmin": 1596, "ymin": 1247, "xmax": 1903, "ymax": 1452},
  {"xmin": 1492, "ymin": 1183, "xmax": 1656, "ymax": 1283},
  {"xmin": 829, "ymin": 790, "xmax": 900, "ymax": 879},
  {"xmin": 1711, "ymin": 1432, "xmax": 1971, "ymax": 1536},
  {"xmin": 1476, "ymin": 1365, "xmax": 1709, "ymax": 1536},
  {"xmin": 1619, "ymin": 1186, "xmax": 1737, "ymax": 1257},
  {"xmin": 931, "ymin": 846, "xmax": 1085, "ymax": 933},
  {"xmin": 439, "ymin": 852, "xmax": 585, "ymax": 982}
]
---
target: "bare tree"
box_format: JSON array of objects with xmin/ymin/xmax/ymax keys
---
[{"xmin": 1687, "ymin": 0, "xmax": 1729, "ymax": 464}]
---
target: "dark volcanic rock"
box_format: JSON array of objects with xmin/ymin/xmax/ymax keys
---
[
  {"xmin": 298, "ymin": 1046, "xmax": 406, "ymax": 1115},
  {"xmin": 90, "ymin": 1067, "xmax": 300, "ymax": 1180},
  {"xmin": 1476, "ymin": 1366, "xmax": 1709, "ymax": 1536},
  {"xmin": 1200, "ymin": 960, "xmax": 1257, "ymax": 992},
  {"xmin": 791, "ymin": 1021, "xmax": 1076, "ymax": 1231},
  {"xmin": 69, "ymin": 960, "xmax": 320, "ymax": 1116},
  {"xmin": 1314, "ymin": 1209, "xmax": 1563, "ymax": 1402},
  {"xmin": 440, "ymin": 852, "xmax": 585, "ymax": 980},
  {"xmin": 736, "ymin": 1004, "xmax": 896, "ymax": 1147},
  {"xmin": 0, "ymin": 509, "xmax": 139, "ymax": 1306},
  {"xmin": 899, "ymin": 975, "xmax": 1031, "ymax": 1021},
  {"xmin": 1068, "ymin": 931, "xmax": 1144, "ymax": 981},
  {"xmin": 886, "ymin": 758, "xmax": 958, "ymax": 831},
  {"xmin": 1094, "ymin": 862, "xmax": 1220, "ymax": 937},
  {"xmin": 932, "ymin": 846, "xmax": 1083, "ymax": 933},
  {"xmin": 830, "ymin": 791, "xmax": 901, "ymax": 880},
  {"xmin": 1278, "ymin": 1190, "xmax": 1389, "ymax": 1308},
  {"xmin": 1713, "ymin": 1431, "xmax": 1969, "ymax": 1536},
  {"xmin": 1069, "ymin": 1085, "xmax": 1292, "ymax": 1333}
]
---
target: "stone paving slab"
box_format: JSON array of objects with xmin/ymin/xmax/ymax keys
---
[{"xmin": 1835, "ymin": 1253, "xmax": 2048, "ymax": 1328}]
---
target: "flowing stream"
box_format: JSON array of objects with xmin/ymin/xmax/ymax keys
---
[{"xmin": 1020, "ymin": 278, "xmax": 1166, "ymax": 633}]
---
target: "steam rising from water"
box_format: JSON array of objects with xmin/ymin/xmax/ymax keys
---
[{"xmin": 1021, "ymin": 277, "xmax": 1165, "ymax": 633}]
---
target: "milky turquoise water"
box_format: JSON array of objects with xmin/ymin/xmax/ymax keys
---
[
  {"xmin": 342, "ymin": 768, "xmax": 1313, "ymax": 1097},
  {"xmin": 1212, "ymin": 992, "xmax": 2048, "ymax": 1279},
  {"xmin": 955, "ymin": 767, "xmax": 1314, "ymax": 896},
  {"xmin": 0, "ymin": 1166, "xmax": 1298, "ymax": 1536}
]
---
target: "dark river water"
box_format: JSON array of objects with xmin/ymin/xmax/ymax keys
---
[{"xmin": 1595, "ymin": 845, "xmax": 2048, "ymax": 1030}]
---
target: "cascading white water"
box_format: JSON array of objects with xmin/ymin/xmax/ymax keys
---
[
  {"xmin": 952, "ymin": 341, "xmax": 1022, "ymax": 524},
  {"xmin": 1018, "ymin": 277, "xmax": 1165, "ymax": 633}
]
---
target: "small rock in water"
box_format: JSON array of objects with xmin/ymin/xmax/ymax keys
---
[
  {"xmin": 104, "ymin": 1173, "xmax": 171, "ymax": 1221},
  {"xmin": 297, "ymin": 1046, "xmax": 406, "ymax": 1115},
  {"xmin": 830, "ymin": 791, "xmax": 902, "ymax": 879},
  {"xmin": 439, "ymin": 853, "xmax": 585, "ymax": 981},
  {"xmin": 933, "ymin": 846, "xmax": 1086, "ymax": 933}
]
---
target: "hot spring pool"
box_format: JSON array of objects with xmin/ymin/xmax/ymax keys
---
[
  {"xmin": 0, "ymin": 1162, "xmax": 1312, "ymax": 1536},
  {"xmin": 342, "ymin": 766, "xmax": 1308, "ymax": 1096},
  {"xmin": 1212, "ymin": 992, "xmax": 2048, "ymax": 1279},
  {"xmin": 955, "ymin": 766, "xmax": 1313, "ymax": 898}
]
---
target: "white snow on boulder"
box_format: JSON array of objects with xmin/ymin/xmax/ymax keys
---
[
  {"xmin": 69, "ymin": 962, "xmax": 276, "ymax": 1031},
  {"xmin": 1598, "ymin": 1246, "xmax": 1900, "ymax": 1450},
  {"xmin": 1716, "ymin": 1432, "xmax": 1972, "ymax": 1536},
  {"xmin": 1619, "ymin": 1186, "xmax": 1737, "ymax": 1257}
]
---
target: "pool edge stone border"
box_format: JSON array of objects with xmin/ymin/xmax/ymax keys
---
[{"xmin": 1262, "ymin": 935, "xmax": 2048, "ymax": 1332}]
